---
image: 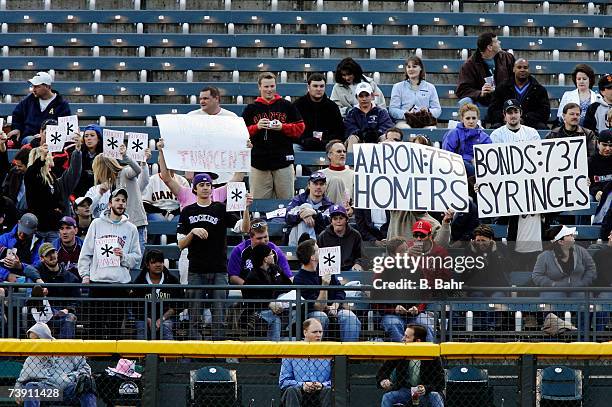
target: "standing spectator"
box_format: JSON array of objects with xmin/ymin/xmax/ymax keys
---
[
  {"xmin": 490, "ymin": 99, "xmax": 541, "ymax": 143},
  {"xmin": 177, "ymin": 173, "xmax": 252, "ymax": 339},
  {"xmin": 293, "ymin": 239, "xmax": 361, "ymax": 342},
  {"xmin": 593, "ymin": 229, "xmax": 612, "ymax": 291},
  {"xmin": 52, "ymin": 216, "xmax": 83, "ymax": 279},
  {"xmin": 0, "ymin": 213, "xmax": 43, "ymax": 279},
  {"xmin": 23, "ymin": 119, "xmax": 72, "ymax": 180},
  {"xmin": 1, "ymin": 147, "xmax": 30, "ymax": 217},
  {"xmin": 279, "ymin": 318, "xmax": 332, "ymax": 407},
  {"xmin": 331, "ymin": 57, "xmax": 386, "ymax": 117},
  {"xmin": 589, "ymin": 129, "xmax": 612, "ymax": 203},
  {"xmin": 25, "ymin": 140, "xmax": 82, "ymax": 243},
  {"xmin": 456, "ymin": 32, "xmax": 515, "ymax": 107},
  {"xmin": 187, "ymin": 86, "xmax": 237, "ymax": 117},
  {"xmin": 557, "ymin": 64, "xmax": 598, "ymax": 126},
  {"xmin": 6, "ymin": 72, "xmax": 71, "ymax": 146},
  {"xmin": 584, "ymin": 73, "xmax": 612, "ymax": 134},
  {"xmin": 389, "ymin": 56, "xmax": 441, "ymax": 129},
  {"xmin": 227, "ymin": 219, "xmax": 292, "ymax": 286},
  {"xmin": 320, "ymin": 140, "xmax": 354, "ymax": 206},
  {"xmin": 547, "ymin": 102, "xmax": 597, "ymax": 157},
  {"xmin": 377, "ymin": 324, "xmax": 445, "ymax": 407},
  {"xmin": 386, "ymin": 207, "xmax": 453, "ymax": 248},
  {"xmin": 78, "ymin": 188, "xmax": 142, "ymax": 339},
  {"xmin": 73, "ymin": 124, "xmax": 103, "ymax": 198},
  {"xmin": 317, "ymin": 205, "xmax": 367, "ymax": 271},
  {"xmin": 487, "ymin": 58, "xmax": 551, "ymax": 129},
  {"xmin": 293, "ymin": 73, "xmax": 344, "ymax": 152},
  {"xmin": 442, "ymin": 103, "xmax": 492, "ymax": 176},
  {"xmin": 130, "ymin": 249, "xmax": 183, "ymax": 340},
  {"xmin": 142, "ymin": 169, "xmax": 189, "ymax": 222},
  {"xmin": 344, "ymin": 82, "xmax": 394, "ymax": 151},
  {"xmin": 242, "ymin": 72, "xmax": 305, "ymax": 199},
  {"xmin": 73, "ymin": 197, "xmax": 93, "ymax": 239},
  {"xmin": 285, "ymin": 172, "xmax": 334, "ymax": 246}
]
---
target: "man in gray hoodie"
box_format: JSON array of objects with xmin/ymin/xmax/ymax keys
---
[
  {"xmin": 78, "ymin": 188, "xmax": 141, "ymax": 339},
  {"xmin": 15, "ymin": 322, "xmax": 97, "ymax": 406}
]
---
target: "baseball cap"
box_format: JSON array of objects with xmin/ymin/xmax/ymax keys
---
[
  {"xmin": 192, "ymin": 173, "xmax": 214, "ymax": 189},
  {"xmin": 598, "ymin": 129, "xmax": 612, "ymax": 143},
  {"xmin": 503, "ymin": 99, "xmax": 522, "ymax": 112},
  {"xmin": 354, "ymin": 82, "xmax": 374, "ymax": 96},
  {"xmin": 412, "ymin": 220, "xmax": 432, "ymax": 235},
  {"xmin": 59, "ymin": 216, "xmax": 77, "ymax": 227},
  {"xmin": 109, "ymin": 188, "xmax": 128, "ymax": 200},
  {"xmin": 29, "ymin": 72, "xmax": 53, "ymax": 86},
  {"xmin": 551, "ymin": 225, "xmax": 577, "ymax": 243},
  {"xmin": 598, "ymin": 73, "xmax": 612, "ymax": 91},
  {"xmin": 309, "ymin": 171, "xmax": 327, "ymax": 183},
  {"xmin": 329, "ymin": 204, "xmax": 348, "ymax": 219},
  {"xmin": 74, "ymin": 196, "xmax": 93, "ymax": 207},
  {"xmin": 38, "ymin": 242, "xmax": 56, "ymax": 258},
  {"xmin": 18, "ymin": 213, "xmax": 38, "ymax": 235}
]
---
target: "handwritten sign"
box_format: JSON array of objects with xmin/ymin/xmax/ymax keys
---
[
  {"xmin": 319, "ymin": 246, "xmax": 341, "ymax": 276},
  {"xmin": 353, "ymin": 142, "xmax": 469, "ymax": 212},
  {"xmin": 95, "ymin": 237, "xmax": 120, "ymax": 268},
  {"xmin": 46, "ymin": 124, "xmax": 65, "ymax": 153},
  {"xmin": 156, "ymin": 114, "xmax": 250, "ymax": 172},
  {"xmin": 226, "ymin": 182, "xmax": 247, "ymax": 212},
  {"xmin": 474, "ymin": 136, "xmax": 589, "ymax": 217},
  {"xmin": 126, "ymin": 132, "xmax": 148, "ymax": 162},
  {"xmin": 58, "ymin": 115, "xmax": 79, "ymax": 139},
  {"xmin": 103, "ymin": 129, "xmax": 123, "ymax": 159}
]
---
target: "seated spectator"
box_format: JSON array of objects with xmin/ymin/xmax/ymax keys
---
[
  {"xmin": 15, "ymin": 322, "xmax": 97, "ymax": 406},
  {"xmin": 1, "ymin": 147, "xmax": 31, "ymax": 218},
  {"xmin": 442, "ymin": 103, "xmax": 492, "ymax": 176},
  {"xmin": 74, "ymin": 124, "xmax": 103, "ymax": 197},
  {"xmin": 6, "ymin": 72, "xmax": 71, "ymax": 147},
  {"xmin": 73, "ymin": 197, "xmax": 93, "ymax": 238},
  {"xmin": 293, "ymin": 73, "xmax": 344, "ymax": 152},
  {"xmin": 279, "ymin": 318, "xmax": 331, "ymax": 407},
  {"xmin": 228, "ymin": 219, "xmax": 292, "ymax": 286},
  {"xmin": 293, "ymin": 239, "xmax": 361, "ymax": 342},
  {"xmin": 242, "ymin": 244, "xmax": 292, "ymax": 341},
  {"xmin": 557, "ymin": 64, "xmax": 598, "ymax": 126},
  {"xmin": 142, "ymin": 169, "xmax": 189, "ymax": 222},
  {"xmin": 52, "ymin": 216, "xmax": 82, "ymax": 279},
  {"xmin": 547, "ymin": 102, "xmax": 597, "ymax": 157},
  {"xmin": 355, "ymin": 205, "xmax": 389, "ymax": 245},
  {"xmin": 381, "ymin": 127, "xmax": 403, "ymax": 143},
  {"xmin": 487, "ymin": 58, "xmax": 550, "ymax": 129},
  {"xmin": 344, "ymin": 83, "xmax": 394, "ymax": 151},
  {"xmin": 450, "ymin": 177, "xmax": 480, "ymax": 244},
  {"xmin": 490, "ymin": 99, "xmax": 541, "ymax": 143},
  {"xmin": 0, "ymin": 133, "xmax": 17, "ymax": 231},
  {"xmin": 589, "ymin": 129, "xmax": 612, "ymax": 203},
  {"xmin": 386, "ymin": 208, "xmax": 453, "ymax": 248},
  {"xmin": 456, "ymin": 32, "xmax": 515, "ymax": 107},
  {"xmin": 130, "ymin": 249, "xmax": 183, "ymax": 340},
  {"xmin": 25, "ymin": 243, "xmax": 80, "ymax": 339},
  {"xmin": 188, "ymin": 86, "xmax": 237, "ymax": 117},
  {"xmin": 389, "ymin": 56, "xmax": 441, "ymax": 129},
  {"xmin": 320, "ymin": 140, "xmax": 354, "ymax": 206},
  {"xmin": 593, "ymin": 229, "xmax": 612, "ymax": 293},
  {"xmin": 0, "ymin": 213, "xmax": 44, "ymax": 280},
  {"xmin": 286, "ymin": 172, "xmax": 334, "ymax": 246},
  {"xmin": 585, "ymin": 73, "xmax": 612, "ymax": 134},
  {"xmin": 377, "ymin": 324, "xmax": 445, "ymax": 407},
  {"xmin": 331, "ymin": 57, "xmax": 386, "ymax": 117},
  {"xmin": 317, "ymin": 205, "xmax": 367, "ymax": 271},
  {"xmin": 532, "ymin": 225, "xmax": 596, "ymax": 299}
]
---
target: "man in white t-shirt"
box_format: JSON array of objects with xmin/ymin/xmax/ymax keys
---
[
  {"xmin": 490, "ymin": 99, "xmax": 541, "ymax": 144},
  {"xmin": 187, "ymin": 86, "xmax": 237, "ymax": 117}
]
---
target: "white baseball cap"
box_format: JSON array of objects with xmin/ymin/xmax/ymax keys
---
[
  {"xmin": 29, "ymin": 72, "xmax": 53, "ymax": 86},
  {"xmin": 354, "ymin": 82, "xmax": 373, "ymax": 96},
  {"xmin": 552, "ymin": 225, "xmax": 577, "ymax": 242}
]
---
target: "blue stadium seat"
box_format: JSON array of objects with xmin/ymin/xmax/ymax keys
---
[{"xmin": 540, "ymin": 366, "xmax": 582, "ymax": 403}]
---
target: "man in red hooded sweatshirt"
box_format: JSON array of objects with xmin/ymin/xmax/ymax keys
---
[{"xmin": 242, "ymin": 72, "xmax": 305, "ymax": 199}]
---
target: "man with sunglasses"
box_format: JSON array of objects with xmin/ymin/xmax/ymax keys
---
[{"xmin": 228, "ymin": 218, "xmax": 292, "ymax": 286}]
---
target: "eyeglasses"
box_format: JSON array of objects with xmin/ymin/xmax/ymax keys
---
[
  {"xmin": 413, "ymin": 232, "xmax": 427, "ymax": 239},
  {"xmin": 251, "ymin": 221, "xmax": 267, "ymax": 230}
]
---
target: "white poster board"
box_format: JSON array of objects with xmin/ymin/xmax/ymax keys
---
[
  {"xmin": 103, "ymin": 129, "xmax": 124, "ymax": 159},
  {"xmin": 156, "ymin": 114, "xmax": 251, "ymax": 172},
  {"xmin": 226, "ymin": 182, "xmax": 247, "ymax": 212},
  {"xmin": 95, "ymin": 237, "xmax": 120, "ymax": 268},
  {"xmin": 46, "ymin": 124, "xmax": 65, "ymax": 153},
  {"xmin": 58, "ymin": 115, "xmax": 79, "ymax": 140},
  {"xmin": 126, "ymin": 132, "xmax": 148, "ymax": 162},
  {"xmin": 474, "ymin": 136, "xmax": 589, "ymax": 217},
  {"xmin": 319, "ymin": 246, "xmax": 341, "ymax": 276},
  {"xmin": 353, "ymin": 142, "xmax": 469, "ymax": 212}
]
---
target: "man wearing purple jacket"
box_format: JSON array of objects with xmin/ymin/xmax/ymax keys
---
[{"xmin": 228, "ymin": 219, "xmax": 292, "ymax": 285}]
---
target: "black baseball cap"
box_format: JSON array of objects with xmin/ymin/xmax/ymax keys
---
[{"xmin": 503, "ymin": 99, "xmax": 522, "ymax": 112}]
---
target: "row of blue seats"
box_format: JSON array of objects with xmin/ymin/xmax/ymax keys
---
[
  {"xmin": 1, "ymin": 34, "xmax": 608, "ymax": 51},
  {"xmin": 1, "ymin": 10, "xmax": 608, "ymax": 27}
]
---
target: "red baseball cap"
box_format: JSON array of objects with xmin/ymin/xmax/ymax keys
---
[{"xmin": 412, "ymin": 220, "xmax": 432, "ymax": 235}]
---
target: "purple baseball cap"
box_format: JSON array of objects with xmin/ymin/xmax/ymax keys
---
[{"xmin": 59, "ymin": 216, "xmax": 77, "ymax": 227}]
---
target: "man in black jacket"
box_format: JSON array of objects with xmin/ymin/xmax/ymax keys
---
[
  {"xmin": 377, "ymin": 324, "xmax": 445, "ymax": 407},
  {"xmin": 317, "ymin": 205, "xmax": 366, "ymax": 271},
  {"xmin": 293, "ymin": 73, "xmax": 344, "ymax": 152},
  {"xmin": 487, "ymin": 59, "xmax": 550, "ymax": 129}
]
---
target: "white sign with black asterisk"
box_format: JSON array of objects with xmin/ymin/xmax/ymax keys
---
[
  {"xmin": 95, "ymin": 237, "xmax": 120, "ymax": 268},
  {"xmin": 58, "ymin": 115, "xmax": 79, "ymax": 140},
  {"xmin": 319, "ymin": 246, "xmax": 341, "ymax": 276},
  {"xmin": 126, "ymin": 132, "xmax": 148, "ymax": 162},
  {"xmin": 226, "ymin": 182, "xmax": 247, "ymax": 212},
  {"xmin": 46, "ymin": 124, "xmax": 65, "ymax": 153},
  {"xmin": 103, "ymin": 129, "xmax": 124, "ymax": 159}
]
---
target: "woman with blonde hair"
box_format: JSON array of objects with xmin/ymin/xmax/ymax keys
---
[
  {"xmin": 25, "ymin": 137, "xmax": 82, "ymax": 242},
  {"xmin": 84, "ymin": 143, "xmax": 149, "ymax": 257}
]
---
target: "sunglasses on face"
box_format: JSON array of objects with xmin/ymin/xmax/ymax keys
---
[{"xmin": 413, "ymin": 232, "xmax": 427, "ymax": 239}]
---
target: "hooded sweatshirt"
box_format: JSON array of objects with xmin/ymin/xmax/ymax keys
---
[
  {"xmin": 77, "ymin": 209, "xmax": 141, "ymax": 283},
  {"xmin": 241, "ymin": 94, "xmax": 305, "ymax": 171},
  {"xmin": 583, "ymin": 94, "xmax": 611, "ymax": 134},
  {"xmin": 15, "ymin": 323, "xmax": 91, "ymax": 391},
  {"xmin": 317, "ymin": 224, "xmax": 366, "ymax": 271}
]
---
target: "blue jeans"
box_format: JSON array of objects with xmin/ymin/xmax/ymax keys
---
[
  {"xmin": 381, "ymin": 388, "xmax": 444, "ymax": 407},
  {"xmin": 136, "ymin": 226, "xmax": 147, "ymax": 267},
  {"xmin": 187, "ymin": 272, "xmax": 227, "ymax": 340},
  {"xmin": 135, "ymin": 318, "xmax": 175, "ymax": 340},
  {"xmin": 382, "ymin": 313, "xmax": 435, "ymax": 343},
  {"xmin": 23, "ymin": 381, "xmax": 97, "ymax": 407},
  {"xmin": 259, "ymin": 309, "xmax": 282, "ymax": 341},
  {"xmin": 146, "ymin": 212, "xmax": 168, "ymax": 222},
  {"xmin": 308, "ymin": 310, "xmax": 361, "ymax": 342},
  {"xmin": 47, "ymin": 311, "xmax": 77, "ymax": 339}
]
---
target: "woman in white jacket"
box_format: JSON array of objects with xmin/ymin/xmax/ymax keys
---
[
  {"xmin": 330, "ymin": 57, "xmax": 385, "ymax": 117},
  {"xmin": 557, "ymin": 64, "xmax": 598, "ymax": 126}
]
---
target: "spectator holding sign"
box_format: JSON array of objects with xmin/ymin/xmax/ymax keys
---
[
  {"xmin": 78, "ymin": 188, "xmax": 141, "ymax": 338},
  {"xmin": 490, "ymin": 99, "xmax": 541, "ymax": 143},
  {"xmin": 320, "ymin": 140, "xmax": 355, "ymax": 206},
  {"xmin": 187, "ymin": 86, "xmax": 238, "ymax": 117},
  {"xmin": 242, "ymin": 72, "xmax": 305, "ymax": 200},
  {"xmin": 25, "ymin": 138, "xmax": 82, "ymax": 243},
  {"xmin": 317, "ymin": 205, "xmax": 367, "ymax": 272},
  {"xmin": 547, "ymin": 102, "xmax": 597, "ymax": 157}
]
